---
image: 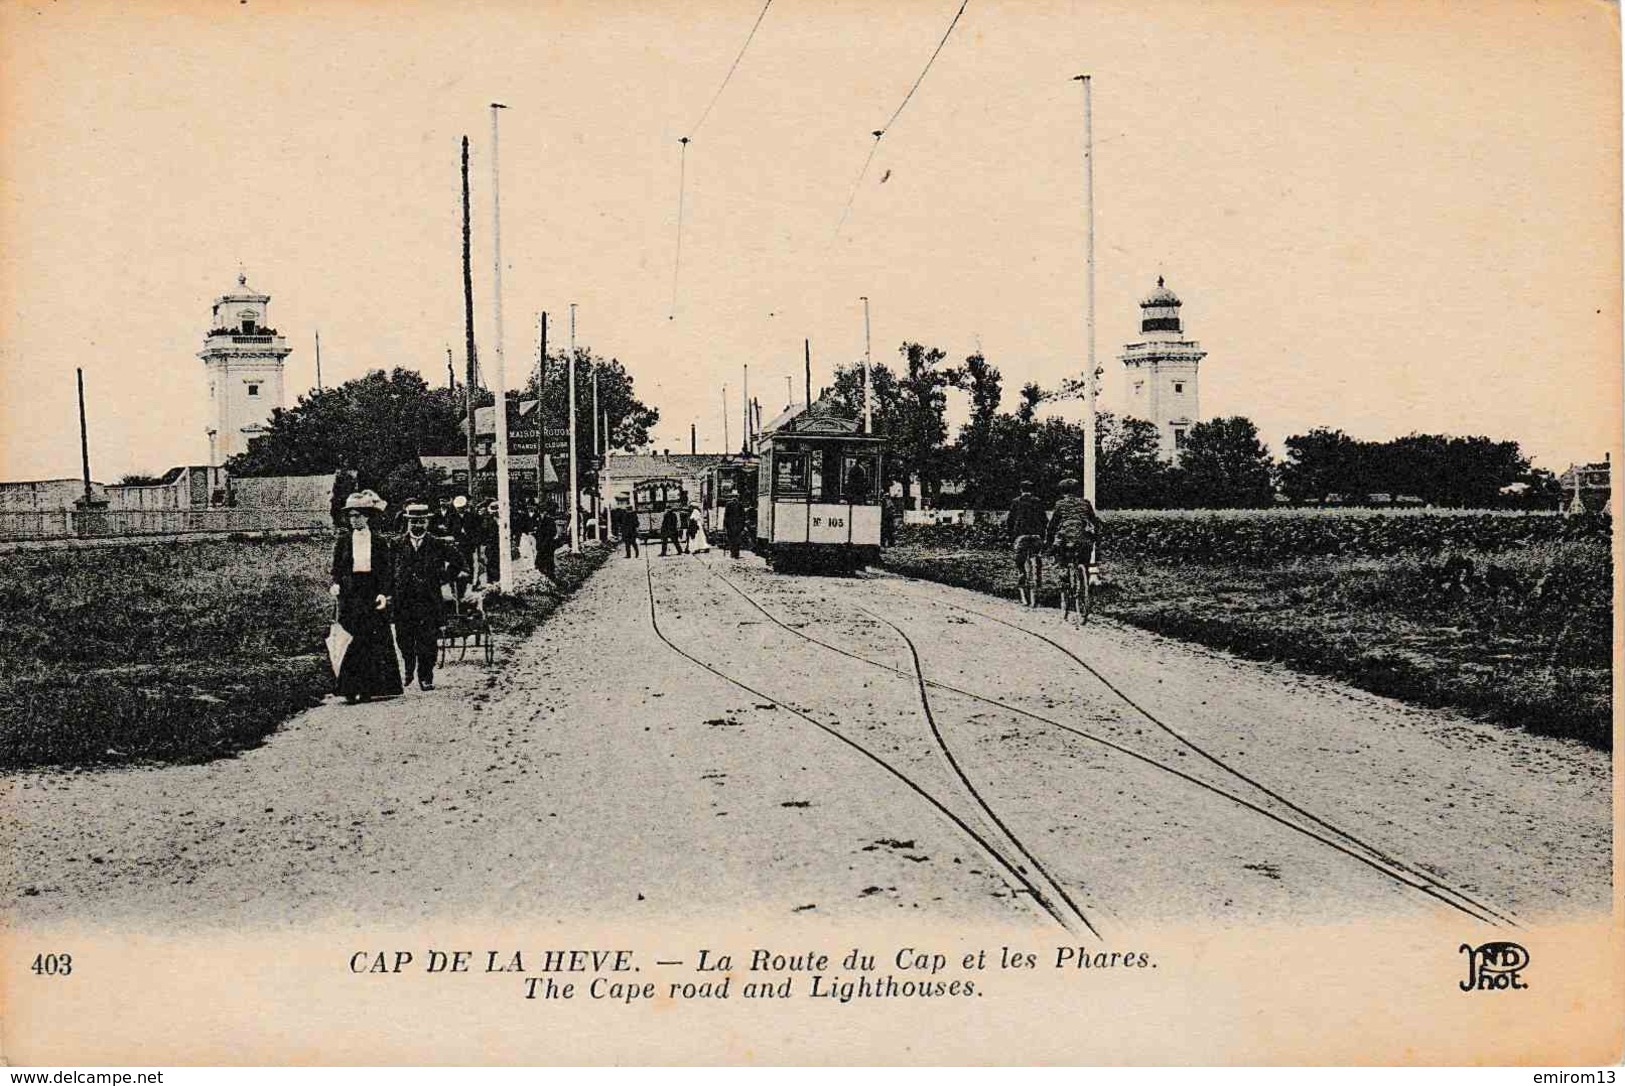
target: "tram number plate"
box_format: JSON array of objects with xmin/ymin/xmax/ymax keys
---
[{"xmin": 811, "ymin": 516, "xmax": 845, "ymax": 528}]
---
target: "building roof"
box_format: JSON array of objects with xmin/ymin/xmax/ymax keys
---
[
  {"xmin": 600, "ymin": 453, "xmax": 729, "ymax": 481},
  {"xmin": 217, "ymin": 272, "xmax": 271, "ymax": 304}
]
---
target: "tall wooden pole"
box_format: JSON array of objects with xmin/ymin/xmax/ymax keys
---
[
  {"xmin": 722, "ymin": 384, "xmax": 729, "ymax": 453},
  {"xmin": 537, "ymin": 312, "xmax": 548, "ymax": 504},
  {"xmin": 1076, "ymin": 74, "xmax": 1098, "ymax": 506},
  {"xmin": 861, "ymin": 296, "xmax": 873, "ymax": 434},
  {"xmin": 316, "ymin": 330, "xmax": 324, "ymax": 392},
  {"xmin": 490, "ymin": 103, "xmax": 513, "ymax": 593},
  {"xmin": 461, "ymin": 135, "xmax": 478, "ymax": 498},
  {"xmin": 803, "ymin": 339, "xmax": 812, "ymax": 412},
  {"xmin": 567, "ymin": 302, "xmax": 580, "ymax": 552},
  {"xmin": 691, "ymin": 422, "xmax": 697, "ymax": 455},
  {"xmin": 590, "ymin": 319, "xmax": 600, "ymax": 540},
  {"xmin": 76, "ymin": 368, "xmax": 92, "ymax": 507},
  {"xmin": 741, "ymin": 364, "xmax": 750, "ymax": 454}
]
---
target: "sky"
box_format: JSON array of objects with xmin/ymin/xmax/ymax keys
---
[{"xmin": 1, "ymin": 0, "xmax": 1619, "ymax": 482}]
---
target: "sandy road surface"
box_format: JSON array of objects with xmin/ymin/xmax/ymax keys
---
[{"xmin": 2, "ymin": 549, "xmax": 1609, "ymax": 934}]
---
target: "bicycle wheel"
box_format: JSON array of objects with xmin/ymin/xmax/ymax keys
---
[
  {"xmin": 1077, "ymin": 563, "xmax": 1092, "ymax": 625},
  {"xmin": 1058, "ymin": 563, "xmax": 1074, "ymax": 619}
]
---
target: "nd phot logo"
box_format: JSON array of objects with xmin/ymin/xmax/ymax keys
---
[{"xmin": 1459, "ymin": 941, "xmax": 1529, "ymax": 991}]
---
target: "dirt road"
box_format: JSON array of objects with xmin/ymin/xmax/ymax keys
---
[{"xmin": 2, "ymin": 549, "xmax": 1610, "ymax": 934}]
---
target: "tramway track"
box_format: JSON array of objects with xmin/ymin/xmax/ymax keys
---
[
  {"xmin": 705, "ymin": 562, "xmax": 1513, "ymax": 929},
  {"xmin": 899, "ymin": 586, "xmax": 1523, "ymax": 930},
  {"xmin": 641, "ymin": 557, "xmax": 1089, "ymax": 935}
]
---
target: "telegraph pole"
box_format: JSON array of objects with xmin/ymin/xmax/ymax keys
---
[
  {"xmin": 489, "ymin": 102, "xmax": 513, "ymax": 593},
  {"xmin": 462, "ymin": 134, "xmax": 478, "ymax": 498},
  {"xmin": 741, "ymin": 364, "xmax": 750, "ymax": 454},
  {"xmin": 861, "ymin": 296, "xmax": 873, "ymax": 434},
  {"xmin": 537, "ymin": 312, "xmax": 548, "ymax": 504},
  {"xmin": 76, "ymin": 368, "xmax": 93, "ymax": 508},
  {"xmin": 1075, "ymin": 74, "xmax": 1098, "ymax": 506},
  {"xmin": 590, "ymin": 322, "xmax": 601, "ymax": 540},
  {"xmin": 316, "ymin": 330, "xmax": 324, "ymax": 392},
  {"xmin": 567, "ymin": 302, "xmax": 580, "ymax": 553},
  {"xmin": 722, "ymin": 384, "xmax": 730, "ymax": 453}
]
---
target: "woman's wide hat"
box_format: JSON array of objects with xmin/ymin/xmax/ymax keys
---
[{"xmin": 343, "ymin": 489, "xmax": 387, "ymax": 513}]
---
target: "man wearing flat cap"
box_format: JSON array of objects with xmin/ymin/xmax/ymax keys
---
[{"xmin": 393, "ymin": 499, "xmax": 467, "ymax": 691}]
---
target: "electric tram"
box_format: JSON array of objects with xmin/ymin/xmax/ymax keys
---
[
  {"xmin": 754, "ymin": 404, "xmax": 885, "ymax": 572},
  {"xmin": 698, "ymin": 455, "xmax": 759, "ymax": 540},
  {"xmin": 631, "ymin": 476, "xmax": 689, "ymax": 540}
]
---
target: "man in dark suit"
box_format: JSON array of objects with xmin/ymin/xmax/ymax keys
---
[
  {"xmin": 659, "ymin": 506, "xmax": 682, "ymax": 557},
  {"xmin": 723, "ymin": 495, "xmax": 745, "ymax": 559},
  {"xmin": 393, "ymin": 500, "xmax": 468, "ymax": 691}
]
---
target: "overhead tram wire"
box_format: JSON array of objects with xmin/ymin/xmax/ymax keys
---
[
  {"xmin": 832, "ymin": 0, "xmax": 972, "ymax": 239},
  {"xmin": 668, "ymin": 0, "xmax": 776, "ymax": 320}
]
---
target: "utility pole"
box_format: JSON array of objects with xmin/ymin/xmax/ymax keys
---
[
  {"xmin": 490, "ymin": 102, "xmax": 513, "ymax": 593},
  {"xmin": 691, "ymin": 422, "xmax": 697, "ymax": 456},
  {"xmin": 537, "ymin": 312, "xmax": 548, "ymax": 505},
  {"xmin": 568, "ymin": 302, "xmax": 580, "ymax": 553},
  {"xmin": 445, "ymin": 345, "xmax": 454, "ymax": 389},
  {"xmin": 1075, "ymin": 74, "xmax": 1098, "ymax": 506},
  {"xmin": 316, "ymin": 330, "xmax": 324, "ymax": 392},
  {"xmin": 590, "ymin": 319, "xmax": 600, "ymax": 541},
  {"xmin": 462, "ymin": 134, "xmax": 478, "ymax": 499},
  {"xmin": 76, "ymin": 368, "xmax": 93, "ymax": 508},
  {"xmin": 803, "ymin": 340, "xmax": 812, "ymax": 412},
  {"xmin": 784, "ymin": 375, "xmax": 792, "ymax": 411},
  {"xmin": 861, "ymin": 296, "xmax": 873, "ymax": 434},
  {"xmin": 741, "ymin": 364, "xmax": 750, "ymax": 454},
  {"xmin": 722, "ymin": 384, "xmax": 730, "ymax": 453}
]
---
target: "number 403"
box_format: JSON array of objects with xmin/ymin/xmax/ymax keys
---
[{"xmin": 31, "ymin": 952, "xmax": 72, "ymax": 976}]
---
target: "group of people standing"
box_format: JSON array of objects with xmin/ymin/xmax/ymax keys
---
[
  {"xmin": 608, "ymin": 495, "xmax": 747, "ymax": 560},
  {"xmin": 329, "ymin": 488, "xmax": 569, "ymax": 704},
  {"xmin": 330, "ymin": 490, "xmax": 469, "ymax": 703}
]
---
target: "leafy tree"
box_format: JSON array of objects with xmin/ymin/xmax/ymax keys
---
[
  {"xmin": 952, "ymin": 352, "xmax": 1004, "ymax": 506},
  {"xmin": 893, "ymin": 343, "xmax": 961, "ymax": 507},
  {"xmin": 226, "ymin": 368, "xmax": 466, "ymax": 503},
  {"xmin": 1169, "ymin": 415, "xmax": 1275, "ymax": 508},
  {"xmin": 831, "ymin": 360, "xmax": 906, "ymax": 494},
  {"xmin": 1096, "ymin": 412, "xmax": 1168, "ymax": 508},
  {"xmin": 116, "ymin": 472, "xmax": 165, "ymax": 487},
  {"xmin": 1279, "ymin": 427, "xmax": 1362, "ymax": 505},
  {"xmin": 521, "ymin": 347, "xmax": 660, "ymax": 454}
]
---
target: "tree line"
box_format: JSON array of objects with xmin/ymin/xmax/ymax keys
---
[
  {"xmin": 226, "ymin": 348, "xmax": 660, "ymax": 506},
  {"xmin": 225, "ymin": 341, "xmax": 1557, "ymax": 512},
  {"xmin": 826, "ymin": 344, "xmax": 1558, "ymax": 510}
]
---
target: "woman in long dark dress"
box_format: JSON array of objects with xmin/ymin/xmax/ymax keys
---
[{"xmin": 329, "ymin": 490, "xmax": 403, "ymax": 703}]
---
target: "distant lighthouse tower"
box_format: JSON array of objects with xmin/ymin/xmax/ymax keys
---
[
  {"xmin": 199, "ymin": 272, "xmax": 291, "ymax": 465},
  {"xmin": 1120, "ymin": 277, "xmax": 1207, "ymax": 461}
]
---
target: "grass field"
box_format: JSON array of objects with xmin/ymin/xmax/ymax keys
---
[
  {"xmin": 0, "ymin": 536, "xmax": 608, "ymax": 770},
  {"xmin": 885, "ymin": 516, "xmax": 1612, "ymax": 749}
]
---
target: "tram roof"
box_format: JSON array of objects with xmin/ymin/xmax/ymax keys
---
[{"xmin": 758, "ymin": 398, "xmax": 882, "ymax": 444}]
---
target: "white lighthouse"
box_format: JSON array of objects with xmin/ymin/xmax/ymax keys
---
[
  {"xmin": 1120, "ymin": 277, "xmax": 1207, "ymax": 461},
  {"xmin": 199, "ymin": 273, "xmax": 291, "ymax": 465}
]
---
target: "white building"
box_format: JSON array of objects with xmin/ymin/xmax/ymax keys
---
[
  {"xmin": 199, "ymin": 273, "xmax": 291, "ymax": 464},
  {"xmin": 1120, "ymin": 277, "xmax": 1207, "ymax": 461}
]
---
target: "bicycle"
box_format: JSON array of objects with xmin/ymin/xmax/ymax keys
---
[
  {"xmin": 1014, "ymin": 535, "xmax": 1044, "ymax": 608},
  {"xmin": 1055, "ymin": 539, "xmax": 1094, "ymax": 625}
]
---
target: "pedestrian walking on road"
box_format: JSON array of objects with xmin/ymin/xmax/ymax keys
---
[
  {"xmin": 393, "ymin": 500, "xmax": 467, "ymax": 691},
  {"xmin": 659, "ymin": 507, "xmax": 682, "ymax": 557},
  {"xmin": 329, "ymin": 490, "xmax": 403, "ymax": 704},
  {"xmin": 535, "ymin": 499, "xmax": 561, "ymax": 586},
  {"xmin": 722, "ymin": 495, "xmax": 745, "ymax": 559},
  {"xmin": 614, "ymin": 504, "xmax": 640, "ymax": 557}
]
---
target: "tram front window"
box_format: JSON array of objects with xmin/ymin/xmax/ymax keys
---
[{"xmin": 843, "ymin": 456, "xmax": 875, "ymax": 503}]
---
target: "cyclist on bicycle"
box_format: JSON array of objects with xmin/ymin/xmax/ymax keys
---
[
  {"xmin": 1045, "ymin": 476, "xmax": 1102, "ymax": 573},
  {"xmin": 1007, "ymin": 479, "xmax": 1048, "ymax": 592}
]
